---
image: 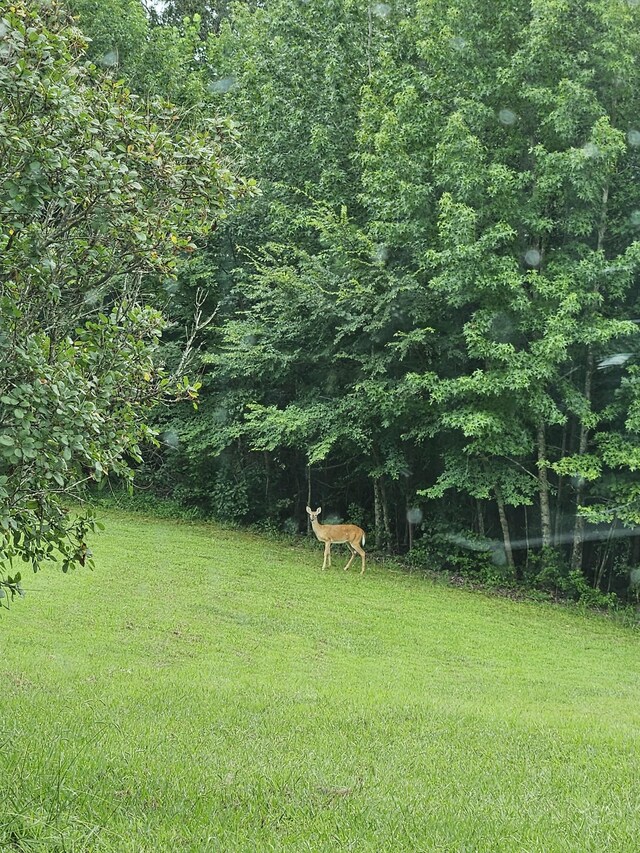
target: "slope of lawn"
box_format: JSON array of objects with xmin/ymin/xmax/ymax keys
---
[{"xmin": 1, "ymin": 510, "xmax": 639, "ymax": 852}]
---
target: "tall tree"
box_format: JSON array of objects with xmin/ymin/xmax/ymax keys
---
[
  {"xmin": 0, "ymin": 0, "xmax": 251, "ymax": 601},
  {"xmin": 358, "ymin": 0, "xmax": 640, "ymax": 578}
]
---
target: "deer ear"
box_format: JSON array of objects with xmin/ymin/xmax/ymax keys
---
[
  {"xmin": 316, "ymin": 507, "xmax": 322, "ymax": 514},
  {"xmin": 305, "ymin": 506, "xmax": 312, "ymax": 515}
]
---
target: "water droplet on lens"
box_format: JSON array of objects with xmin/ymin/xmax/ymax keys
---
[
  {"xmin": 491, "ymin": 546, "xmax": 507, "ymax": 566},
  {"xmin": 212, "ymin": 407, "xmax": 228, "ymax": 424},
  {"xmin": 498, "ymin": 109, "xmax": 516, "ymax": 126},
  {"xmin": 597, "ymin": 353, "xmax": 633, "ymax": 369},
  {"xmin": 372, "ymin": 2, "xmax": 391, "ymax": 16},
  {"xmin": 524, "ymin": 249, "xmax": 541, "ymax": 267},
  {"xmin": 373, "ymin": 244, "xmax": 388, "ymax": 264},
  {"xmin": 99, "ymin": 50, "xmax": 119, "ymax": 67},
  {"xmin": 491, "ymin": 313, "xmax": 515, "ymax": 342},
  {"xmin": 161, "ymin": 431, "xmax": 180, "ymax": 449},
  {"xmin": 283, "ymin": 518, "xmax": 298, "ymax": 534},
  {"xmin": 208, "ymin": 77, "xmax": 236, "ymax": 94}
]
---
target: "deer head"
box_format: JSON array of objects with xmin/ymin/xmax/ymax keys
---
[{"xmin": 306, "ymin": 506, "xmax": 322, "ymax": 523}]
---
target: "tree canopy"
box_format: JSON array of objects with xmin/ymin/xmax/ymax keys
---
[{"xmin": 6, "ymin": 0, "xmax": 640, "ymax": 606}]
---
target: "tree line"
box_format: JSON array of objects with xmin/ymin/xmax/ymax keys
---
[{"xmin": 4, "ymin": 0, "xmax": 640, "ymax": 606}]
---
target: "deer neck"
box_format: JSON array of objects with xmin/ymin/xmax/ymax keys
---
[{"xmin": 311, "ymin": 518, "xmax": 326, "ymax": 540}]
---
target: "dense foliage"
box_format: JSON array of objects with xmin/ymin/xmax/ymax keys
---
[
  {"xmin": 0, "ymin": 0, "xmax": 251, "ymax": 601},
  {"xmin": 15, "ymin": 0, "xmax": 640, "ymax": 604}
]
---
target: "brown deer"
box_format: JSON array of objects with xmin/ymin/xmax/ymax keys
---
[{"xmin": 306, "ymin": 506, "xmax": 366, "ymax": 574}]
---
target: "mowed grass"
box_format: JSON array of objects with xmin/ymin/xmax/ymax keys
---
[{"xmin": 1, "ymin": 511, "xmax": 639, "ymax": 852}]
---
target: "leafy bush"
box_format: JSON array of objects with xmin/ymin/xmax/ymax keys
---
[{"xmin": 405, "ymin": 526, "xmax": 503, "ymax": 579}]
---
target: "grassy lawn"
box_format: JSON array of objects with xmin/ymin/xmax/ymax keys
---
[{"xmin": 1, "ymin": 510, "xmax": 639, "ymax": 852}]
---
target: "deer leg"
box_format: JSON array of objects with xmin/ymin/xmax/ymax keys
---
[
  {"xmin": 352, "ymin": 542, "xmax": 366, "ymax": 575},
  {"xmin": 344, "ymin": 544, "xmax": 357, "ymax": 571},
  {"xmin": 322, "ymin": 541, "xmax": 331, "ymax": 570}
]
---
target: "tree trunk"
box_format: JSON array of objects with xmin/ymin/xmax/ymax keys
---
[
  {"xmin": 374, "ymin": 478, "xmax": 383, "ymax": 550},
  {"xmin": 594, "ymin": 523, "xmax": 614, "ymax": 590},
  {"xmin": 495, "ymin": 485, "xmax": 516, "ymax": 576},
  {"xmin": 537, "ymin": 422, "xmax": 552, "ymax": 550},
  {"xmin": 476, "ymin": 499, "xmax": 485, "ymax": 537},
  {"xmin": 571, "ymin": 348, "xmax": 594, "ymax": 573},
  {"xmin": 380, "ymin": 478, "xmax": 393, "ymax": 553},
  {"xmin": 264, "ymin": 451, "xmax": 270, "ymax": 502},
  {"xmin": 572, "ymin": 183, "xmax": 609, "ymax": 570},
  {"xmin": 554, "ymin": 420, "xmax": 568, "ymax": 545}
]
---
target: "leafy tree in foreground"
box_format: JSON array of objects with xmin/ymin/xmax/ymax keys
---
[{"xmin": 0, "ymin": 0, "xmax": 253, "ymax": 603}]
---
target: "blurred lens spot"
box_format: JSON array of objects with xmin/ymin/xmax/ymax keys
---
[
  {"xmin": 99, "ymin": 49, "xmax": 119, "ymax": 67},
  {"xmin": 161, "ymin": 430, "xmax": 180, "ymax": 449},
  {"xmin": 491, "ymin": 545, "xmax": 507, "ymax": 566},
  {"xmin": 597, "ymin": 353, "xmax": 633, "ymax": 369},
  {"xmin": 491, "ymin": 312, "xmax": 515, "ymax": 342},
  {"xmin": 498, "ymin": 109, "xmax": 517, "ymax": 126},
  {"xmin": 208, "ymin": 77, "xmax": 236, "ymax": 94},
  {"xmin": 212, "ymin": 407, "xmax": 228, "ymax": 424},
  {"xmin": 163, "ymin": 280, "xmax": 179, "ymax": 295},
  {"xmin": 524, "ymin": 248, "xmax": 541, "ymax": 267},
  {"xmin": 283, "ymin": 518, "xmax": 298, "ymax": 534},
  {"xmin": 373, "ymin": 244, "xmax": 389, "ymax": 264}
]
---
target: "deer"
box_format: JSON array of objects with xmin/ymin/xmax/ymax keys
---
[{"xmin": 306, "ymin": 506, "xmax": 366, "ymax": 575}]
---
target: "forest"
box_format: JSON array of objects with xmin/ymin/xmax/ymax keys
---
[{"xmin": 3, "ymin": 0, "xmax": 640, "ymax": 605}]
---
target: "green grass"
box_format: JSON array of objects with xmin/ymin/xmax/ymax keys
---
[{"xmin": 1, "ymin": 510, "xmax": 639, "ymax": 852}]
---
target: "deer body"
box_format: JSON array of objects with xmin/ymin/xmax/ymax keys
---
[{"xmin": 306, "ymin": 506, "xmax": 366, "ymax": 574}]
